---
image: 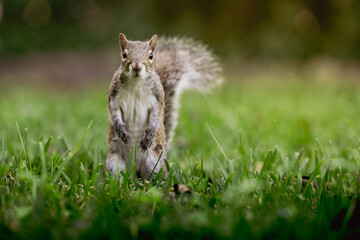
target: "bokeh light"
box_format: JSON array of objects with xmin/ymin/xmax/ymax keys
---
[
  {"xmin": 0, "ymin": 0, "xmax": 3, "ymax": 24},
  {"xmin": 294, "ymin": 8, "xmax": 320, "ymax": 38},
  {"xmin": 23, "ymin": 0, "xmax": 52, "ymax": 28}
]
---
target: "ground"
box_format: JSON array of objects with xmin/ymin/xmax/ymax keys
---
[{"xmin": 0, "ymin": 59, "xmax": 359, "ymax": 239}]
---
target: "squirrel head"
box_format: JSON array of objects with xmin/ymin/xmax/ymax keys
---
[{"xmin": 119, "ymin": 33, "xmax": 157, "ymax": 78}]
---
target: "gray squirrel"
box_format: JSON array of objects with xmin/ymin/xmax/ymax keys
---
[{"xmin": 106, "ymin": 33, "xmax": 222, "ymax": 180}]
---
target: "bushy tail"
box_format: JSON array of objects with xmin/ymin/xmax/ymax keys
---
[{"xmin": 154, "ymin": 37, "xmax": 223, "ymax": 145}]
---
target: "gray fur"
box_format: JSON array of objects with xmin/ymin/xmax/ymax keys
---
[{"xmin": 106, "ymin": 34, "xmax": 222, "ymax": 180}]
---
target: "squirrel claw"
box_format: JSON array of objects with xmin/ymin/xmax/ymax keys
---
[
  {"xmin": 120, "ymin": 132, "xmax": 130, "ymax": 144},
  {"xmin": 115, "ymin": 124, "xmax": 130, "ymax": 144},
  {"xmin": 140, "ymin": 128, "xmax": 155, "ymax": 152},
  {"xmin": 140, "ymin": 138, "xmax": 152, "ymax": 152}
]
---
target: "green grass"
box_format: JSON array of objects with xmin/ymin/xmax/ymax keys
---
[{"xmin": 0, "ymin": 75, "xmax": 359, "ymax": 239}]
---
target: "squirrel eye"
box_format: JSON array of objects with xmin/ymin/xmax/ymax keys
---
[
  {"xmin": 149, "ymin": 52, "xmax": 153, "ymax": 60},
  {"xmin": 122, "ymin": 51, "xmax": 127, "ymax": 58}
]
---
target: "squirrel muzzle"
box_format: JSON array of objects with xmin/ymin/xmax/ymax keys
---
[{"xmin": 132, "ymin": 62, "xmax": 142, "ymax": 75}]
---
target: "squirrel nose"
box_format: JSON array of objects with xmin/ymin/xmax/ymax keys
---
[{"xmin": 132, "ymin": 63, "xmax": 142, "ymax": 73}]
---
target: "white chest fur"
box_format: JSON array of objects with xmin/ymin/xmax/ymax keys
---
[{"xmin": 116, "ymin": 78, "xmax": 156, "ymax": 140}]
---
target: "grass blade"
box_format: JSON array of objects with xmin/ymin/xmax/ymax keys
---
[
  {"xmin": 51, "ymin": 120, "xmax": 93, "ymax": 183},
  {"xmin": 16, "ymin": 122, "xmax": 31, "ymax": 171},
  {"xmin": 206, "ymin": 123, "xmax": 228, "ymax": 160},
  {"xmin": 93, "ymin": 145, "xmax": 100, "ymax": 173},
  {"xmin": 38, "ymin": 142, "xmax": 48, "ymax": 182},
  {"xmin": 148, "ymin": 151, "xmax": 163, "ymax": 181}
]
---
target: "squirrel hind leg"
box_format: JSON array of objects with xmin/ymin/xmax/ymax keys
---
[
  {"xmin": 140, "ymin": 150, "xmax": 167, "ymax": 181},
  {"xmin": 106, "ymin": 147, "xmax": 126, "ymax": 177}
]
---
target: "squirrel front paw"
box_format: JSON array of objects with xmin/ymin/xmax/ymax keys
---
[
  {"xmin": 140, "ymin": 128, "xmax": 156, "ymax": 152},
  {"xmin": 115, "ymin": 124, "xmax": 130, "ymax": 144}
]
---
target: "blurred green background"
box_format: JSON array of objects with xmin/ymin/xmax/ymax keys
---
[
  {"xmin": 0, "ymin": 2, "xmax": 360, "ymax": 239},
  {"xmin": 1, "ymin": 0, "xmax": 360, "ymax": 59}
]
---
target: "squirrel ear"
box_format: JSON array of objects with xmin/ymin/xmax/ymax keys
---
[
  {"xmin": 119, "ymin": 33, "xmax": 128, "ymax": 50},
  {"xmin": 149, "ymin": 34, "xmax": 157, "ymax": 51}
]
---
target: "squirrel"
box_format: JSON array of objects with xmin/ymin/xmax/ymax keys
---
[{"xmin": 106, "ymin": 33, "xmax": 222, "ymax": 180}]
